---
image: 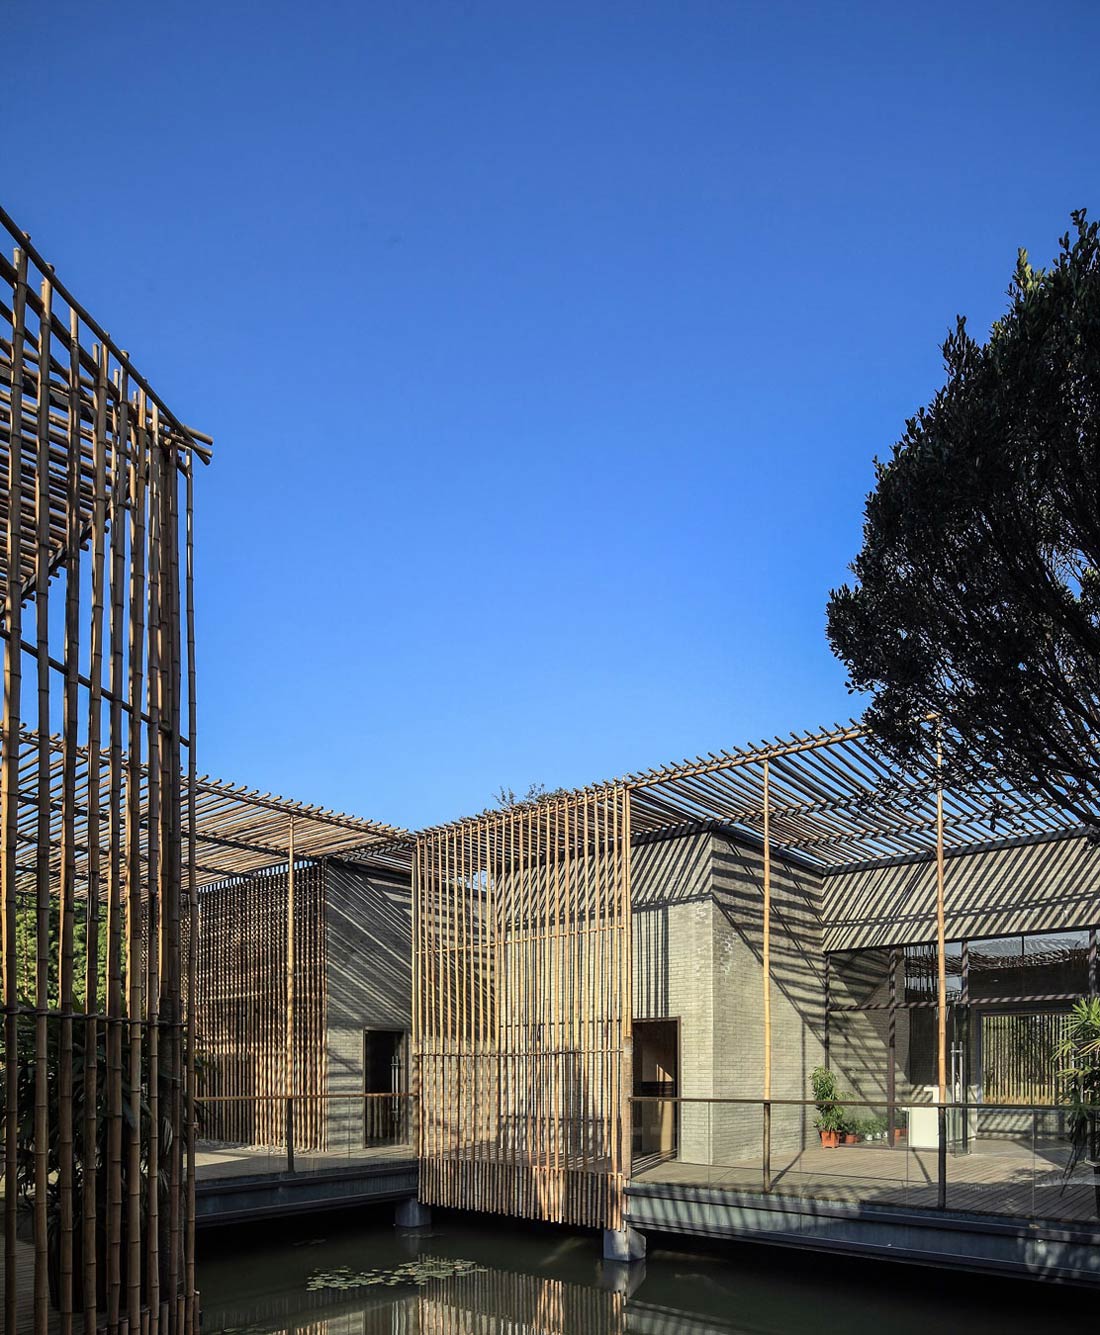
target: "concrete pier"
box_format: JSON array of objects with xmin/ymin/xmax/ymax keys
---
[
  {"xmin": 395, "ymin": 1197, "xmax": 433, "ymax": 1228},
  {"xmin": 602, "ymin": 1226, "xmax": 647, "ymax": 1263}
]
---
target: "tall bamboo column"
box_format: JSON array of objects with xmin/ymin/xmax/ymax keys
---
[
  {"xmin": 935, "ymin": 728, "xmax": 948, "ymax": 1206},
  {"xmin": 761, "ymin": 758, "xmax": 772, "ymax": 1190},
  {"xmin": 285, "ymin": 819, "xmax": 296, "ymax": 1170}
]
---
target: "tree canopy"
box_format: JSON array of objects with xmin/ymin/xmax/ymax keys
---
[{"xmin": 826, "ymin": 211, "xmax": 1100, "ymax": 827}]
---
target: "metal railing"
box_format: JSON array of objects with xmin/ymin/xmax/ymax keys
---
[
  {"xmin": 194, "ymin": 1092, "xmax": 416, "ymax": 1175},
  {"xmin": 629, "ymin": 1095, "xmax": 1099, "ymax": 1227}
]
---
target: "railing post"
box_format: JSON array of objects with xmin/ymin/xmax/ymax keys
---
[
  {"xmin": 286, "ymin": 1096, "xmax": 295, "ymax": 1173},
  {"xmin": 937, "ymin": 1103, "xmax": 947, "ymax": 1209},
  {"xmin": 762, "ymin": 1100, "xmax": 772, "ymax": 1192}
]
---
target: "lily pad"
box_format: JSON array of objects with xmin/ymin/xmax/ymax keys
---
[{"xmin": 306, "ymin": 1256, "xmax": 487, "ymax": 1292}]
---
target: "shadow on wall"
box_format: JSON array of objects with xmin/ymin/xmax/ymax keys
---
[
  {"xmin": 632, "ymin": 832, "xmax": 715, "ymax": 1019},
  {"xmin": 324, "ymin": 860, "xmax": 413, "ymax": 1149},
  {"xmin": 824, "ymin": 832, "xmax": 1100, "ymax": 952},
  {"xmin": 712, "ymin": 837, "xmax": 828, "ymax": 1158}
]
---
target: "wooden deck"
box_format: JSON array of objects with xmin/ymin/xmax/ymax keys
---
[
  {"xmin": 632, "ymin": 1139, "xmax": 1099, "ymax": 1224},
  {"xmin": 194, "ymin": 1138, "xmax": 414, "ymax": 1182}
]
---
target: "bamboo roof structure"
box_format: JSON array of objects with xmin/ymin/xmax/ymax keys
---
[
  {"xmin": 622, "ymin": 721, "xmax": 1088, "ymax": 870},
  {"xmin": 0, "ymin": 206, "xmax": 212, "ymax": 618},
  {"xmin": 9, "ymin": 728, "xmax": 409, "ymax": 895},
  {"xmin": 413, "ymin": 720, "xmax": 1088, "ymax": 873}
]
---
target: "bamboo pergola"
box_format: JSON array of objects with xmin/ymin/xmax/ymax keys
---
[
  {"xmin": 412, "ymin": 719, "xmax": 1089, "ymax": 1228},
  {"xmin": 4, "ymin": 724, "xmax": 409, "ymax": 1155},
  {"xmin": 187, "ymin": 788, "xmax": 406, "ymax": 1153},
  {"xmin": 0, "ymin": 205, "xmax": 209, "ymax": 1335}
]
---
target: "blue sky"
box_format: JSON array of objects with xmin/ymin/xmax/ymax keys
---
[{"xmin": 8, "ymin": 2, "xmax": 1099, "ymax": 829}]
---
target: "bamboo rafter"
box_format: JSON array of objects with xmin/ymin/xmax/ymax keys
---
[
  {"xmin": 2, "ymin": 727, "xmax": 408, "ymax": 899},
  {"xmin": 619, "ymin": 721, "xmax": 1088, "ymax": 869}
]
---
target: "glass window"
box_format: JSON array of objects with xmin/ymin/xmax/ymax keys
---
[
  {"xmin": 969, "ymin": 930, "xmax": 1089, "ymax": 1000},
  {"xmin": 980, "ymin": 1010, "xmax": 1072, "ymax": 1104},
  {"xmin": 904, "ymin": 941, "xmax": 963, "ymax": 1003}
]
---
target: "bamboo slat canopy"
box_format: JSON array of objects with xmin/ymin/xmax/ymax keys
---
[
  {"xmin": 410, "ymin": 719, "xmax": 1089, "ymax": 1232},
  {"xmin": 620, "ymin": 720, "xmax": 1086, "ymax": 871},
  {"xmin": 6, "ymin": 728, "xmax": 408, "ymax": 898}
]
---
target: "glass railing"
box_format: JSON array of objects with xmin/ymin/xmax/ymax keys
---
[
  {"xmin": 194, "ymin": 1092, "xmax": 417, "ymax": 1176},
  {"xmin": 629, "ymin": 1096, "xmax": 1099, "ymax": 1226}
]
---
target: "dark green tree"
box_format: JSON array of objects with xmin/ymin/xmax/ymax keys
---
[{"xmin": 826, "ymin": 211, "xmax": 1100, "ymax": 826}]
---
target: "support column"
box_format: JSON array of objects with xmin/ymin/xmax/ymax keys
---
[
  {"xmin": 285, "ymin": 819, "xmax": 296, "ymax": 1172},
  {"xmin": 762, "ymin": 758, "xmax": 772, "ymax": 1191},
  {"xmin": 602, "ymin": 1227, "xmax": 646, "ymax": 1263},
  {"xmin": 934, "ymin": 731, "xmax": 947, "ymax": 1209},
  {"xmin": 395, "ymin": 1198, "xmax": 432, "ymax": 1229}
]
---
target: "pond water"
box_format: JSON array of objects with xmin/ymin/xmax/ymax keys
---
[{"xmin": 198, "ymin": 1208, "xmax": 1087, "ymax": 1333}]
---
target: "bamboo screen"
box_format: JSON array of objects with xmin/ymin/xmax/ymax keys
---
[
  {"xmin": 196, "ymin": 863, "xmax": 328, "ymax": 1149},
  {"xmin": 414, "ymin": 788, "xmax": 632, "ymax": 1230},
  {"xmin": 981, "ymin": 1011, "xmax": 1071, "ymax": 1105},
  {"xmin": 1, "ymin": 216, "xmax": 205, "ymax": 1334}
]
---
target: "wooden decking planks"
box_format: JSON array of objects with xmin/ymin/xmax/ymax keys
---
[{"xmin": 632, "ymin": 1143, "xmax": 1099, "ymax": 1225}]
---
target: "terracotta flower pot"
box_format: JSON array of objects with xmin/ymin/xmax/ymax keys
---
[{"xmin": 819, "ymin": 1129, "xmax": 839, "ymax": 1149}]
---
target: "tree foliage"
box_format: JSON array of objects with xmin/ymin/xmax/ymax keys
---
[
  {"xmin": 826, "ymin": 211, "xmax": 1100, "ymax": 826},
  {"xmin": 493, "ymin": 781, "xmax": 568, "ymax": 810}
]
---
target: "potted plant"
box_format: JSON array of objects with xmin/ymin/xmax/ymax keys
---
[
  {"xmin": 1056, "ymin": 996, "xmax": 1100, "ymax": 1212},
  {"xmin": 811, "ymin": 1066, "xmax": 846, "ymax": 1149}
]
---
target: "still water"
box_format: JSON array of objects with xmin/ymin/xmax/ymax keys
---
[{"xmin": 199, "ymin": 1208, "xmax": 1083, "ymax": 1334}]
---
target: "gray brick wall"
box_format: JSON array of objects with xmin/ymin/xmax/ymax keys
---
[
  {"xmin": 630, "ymin": 831, "xmax": 828, "ymax": 1166},
  {"xmin": 711, "ymin": 835, "xmax": 826, "ymax": 1161},
  {"xmin": 632, "ymin": 835, "xmax": 715, "ymax": 1161},
  {"xmin": 323, "ymin": 859, "xmax": 412, "ymax": 1151}
]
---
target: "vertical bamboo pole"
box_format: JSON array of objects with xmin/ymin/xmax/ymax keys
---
[
  {"xmin": 762, "ymin": 758, "xmax": 772, "ymax": 1191},
  {"xmin": 32, "ymin": 270, "xmax": 54, "ymax": 1335},
  {"xmin": 125, "ymin": 384, "xmax": 148, "ymax": 1332},
  {"xmin": 935, "ymin": 727, "xmax": 948, "ymax": 1208},
  {"xmin": 144, "ymin": 399, "xmax": 162, "ymax": 1334},
  {"xmin": 83, "ymin": 338, "xmax": 109, "ymax": 1335},
  {"xmin": 59, "ymin": 296, "xmax": 83, "ymax": 1335},
  {"xmin": 106, "ymin": 372, "xmax": 129, "ymax": 1332},
  {"xmin": 285, "ymin": 818, "xmax": 295, "ymax": 1170},
  {"xmin": 618, "ymin": 787, "xmax": 633, "ymax": 1230},
  {"xmin": 1, "ymin": 241, "xmax": 26, "ymax": 1335},
  {"xmin": 934, "ymin": 737, "xmax": 947, "ymax": 1100},
  {"xmin": 163, "ymin": 428, "xmax": 183, "ymax": 1324}
]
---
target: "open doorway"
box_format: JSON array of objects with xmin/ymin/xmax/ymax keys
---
[
  {"xmin": 363, "ymin": 1028, "xmax": 409, "ymax": 1147},
  {"xmin": 632, "ymin": 1018, "xmax": 679, "ymax": 1164}
]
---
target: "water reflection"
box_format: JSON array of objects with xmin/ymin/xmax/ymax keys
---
[{"xmin": 199, "ymin": 1216, "xmax": 1087, "ymax": 1335}]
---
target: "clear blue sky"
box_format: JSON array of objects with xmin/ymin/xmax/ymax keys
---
[{"xmin": 8, "ymin": 2, "xmax": 1099, "ymax": 829}]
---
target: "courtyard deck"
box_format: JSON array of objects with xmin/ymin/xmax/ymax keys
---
[
  {"xmin": 631, "ymin": 1138, "xmax": 1098, "ymax": 1224},
  {"xmin": 194, "ymin": 1139, "xmax": 414, "ymax": 1182}
]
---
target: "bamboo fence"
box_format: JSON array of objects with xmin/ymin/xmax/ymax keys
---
[
  {"xmin": 0, "ymin": 206, "xmax": 209, "ymax": 1335},
  {"xmin": 414, "ymin": 788, "xmax": 632, "ymax": 1230},
  {"xmin": 195, "ymin": 862, "xmax": 328, "ymax": 1149}
]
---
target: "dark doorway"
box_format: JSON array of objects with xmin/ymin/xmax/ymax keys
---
[
  {"xmin": 363, "ymin": 1028, "xmax": 408, "ymax": 1146},
  {"xmin": 632, "ymin": 1018, "xmax": 680, "ymax": 1165}
]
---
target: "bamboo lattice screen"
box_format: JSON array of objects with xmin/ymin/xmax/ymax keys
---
[
  {"xmin": 195, "ymin": 864, "xmax": 329, "ymax": 1149},
  {"xmin": 414, "ymin": 788, "xmax": 633, "ymax": 1230},
  {"xmin": 0, "ymin": 209, "xmax": 207, "ymax": 1335}
]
